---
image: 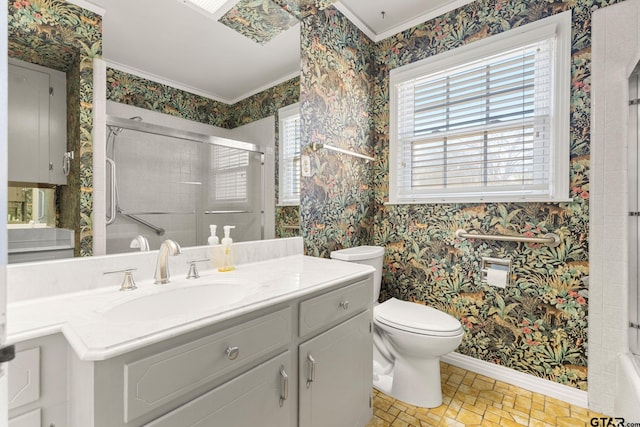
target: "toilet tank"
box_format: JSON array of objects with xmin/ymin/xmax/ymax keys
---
[{"xmin": 330, "ymin": 246, "xmax": 385, "ymax": 301}]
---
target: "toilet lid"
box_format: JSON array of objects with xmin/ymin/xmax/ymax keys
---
[{"xmin": 374, "ymin": 298, "xmax": 463, "ymax": 337}]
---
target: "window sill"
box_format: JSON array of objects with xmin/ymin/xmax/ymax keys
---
[{"xmin": 385, "ymin": 197, "xmax": 575, "ymax": 205}]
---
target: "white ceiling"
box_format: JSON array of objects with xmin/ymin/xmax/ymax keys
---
[{"xmin": 77, "ymin": 0, "xmax": 474, "ymax": 104}]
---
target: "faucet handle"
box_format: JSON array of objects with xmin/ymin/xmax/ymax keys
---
[
  {"xmin": 186, "ymin": 259, "xmax": 211, "ymax": 279},
  {"xmin": 104, "ymin": 268, "xmax": 138, "ymax": 291}
]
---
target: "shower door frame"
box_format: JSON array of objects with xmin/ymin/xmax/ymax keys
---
[
  {"xmin": 105, "ymin": 115, "xmax": 266, "ymax": 248},
  {"xmin": 630, "ymin": 71, "xmax": 640, "ymax": 356}
]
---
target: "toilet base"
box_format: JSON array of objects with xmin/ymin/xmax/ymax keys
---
[{"xmin": 374, "ymin": 356, "xmax": 444, "ymax": 409}]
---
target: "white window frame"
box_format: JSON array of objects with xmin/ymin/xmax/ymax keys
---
[
  {"xmin": 210, "ymin": 144, "xmax": 250, "ymax": 207},
  {"xmin": 389, "ymin": 11, "xmax": 572, "ymax": 204},
  {"xmin": 278, "ymin": 103, "xmax": 301, "ymax": 206}
]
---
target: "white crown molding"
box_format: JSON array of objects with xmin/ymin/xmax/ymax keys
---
[
  {"xmin": 334, "ymin": 0, "xmax": 476, "ymax": 43},
  {"xmin": 65, "ymin": 0, "xmax": 105, "ymax": 16},
  {"xmin": 332, "ymin": 2, "xmax": 377, "ymax": 41},
  {"xmin": 105, "ymin": 59, "xmax": 232, "ymax": 103},
  {"xmin": 442, "ymin": 352, "xmax": 589, "ymax": 408},
  {"xmin": 227, "ymin": 70, "xmax": 300, "ymax": 105}
]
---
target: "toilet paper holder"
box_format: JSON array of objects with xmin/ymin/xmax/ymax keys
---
[{"xmin": 481, "ymin": 257, "xmax": 511, "ymax": 288}]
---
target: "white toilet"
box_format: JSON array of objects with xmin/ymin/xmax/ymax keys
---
[{"xmin": 331, "ymin": 246, "xmax": 464, "ymax": 408}]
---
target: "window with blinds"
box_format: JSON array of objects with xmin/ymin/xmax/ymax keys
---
[
  {"xmin": 389, "ymin": 12, "xmax": 570, "ymax": 203},
  {"xmin": 279, "ymin": 103, "xmax": 301, "ymax": 205},
  {"xmin": 211, "ymin": 145, "xmax": 249, "ymax": 202}
]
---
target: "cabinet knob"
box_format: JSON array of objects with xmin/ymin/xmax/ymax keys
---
[
  {"xmin": 225, "ymin": 346, "xmax": 240, "ymax": 360},
  {"xmin": 339, "ymin": 300, "xmax": 349, "ymax": 310}
]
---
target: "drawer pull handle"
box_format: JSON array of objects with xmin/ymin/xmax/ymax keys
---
[
  {"xmin": 306, "ymin": 354, "xmax": 316, "ymax": 388},
  {"xmin": 339, "ymin": 300, "xmax": 350, "ymax": 310},
  {"xmin": 225, "ymin": 346, "xmax": 240, "ymax": 360},
  {"xmin": 279, "ymin": 366, "xmax": 289, "ymax": 406}
]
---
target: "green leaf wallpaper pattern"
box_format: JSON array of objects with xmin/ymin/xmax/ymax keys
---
[
  {"xmin": 272, "ymin": 0, "xmax": 336, "ymax": 20},
  {"xmin": 8, "ymin": 0, "xmax": 631, "ymax": 390},
  {"xmin": 219, "ymin": 0, "xmax": 299, "ymax": 44},
  {"xmin": 299, "ymin": 0, "xmax": 625, "ymax": 390}
]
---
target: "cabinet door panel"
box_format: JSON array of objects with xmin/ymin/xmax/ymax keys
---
[
  {"xmin": 9, "ymin": 408, "xmax": 41, "ymax": 427},
  {"xmin": 8, "ymin": 347, "xmax": 40, "ymax": 410},
  {"xmin": 145, "ymin": 352, "xmax": 292, "ymax": 427},
  {"xmin": 8, "ymin": 64, "xmax": 50, "ymax": 183},
  {"xmin": 299, "ymin": 310, "xmax": 372, "ymax": 427}
]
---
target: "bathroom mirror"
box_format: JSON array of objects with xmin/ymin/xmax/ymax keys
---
[{"xmin": 6, "ymin": 0, "xmax": 301, "ymax": 260}]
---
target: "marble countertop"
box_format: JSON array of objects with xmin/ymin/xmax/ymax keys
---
[
  {"xmin": 7, "ymin": 255, "xmax": 373, "ymax": 361},
  {"xmin": 8, "ymin": 240, "xmax": 75, "ymax": 253}
]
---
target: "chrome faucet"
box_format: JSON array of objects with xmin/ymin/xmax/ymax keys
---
[
  {"xmin": 129, "ymin": 235, "xmax": 150, "ymax": 252},
  {"xmin": 154, "ymin": 240, "xmax": 182, "ymax": 284}
]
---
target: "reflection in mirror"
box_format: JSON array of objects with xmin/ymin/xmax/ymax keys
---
[
  {"xmin": 104, "ymin": 117, "xmax": 265, "ymax": 254},
  {"xmin": 8, "ymin": 187, "xmax": 56, "ymax": 226}
]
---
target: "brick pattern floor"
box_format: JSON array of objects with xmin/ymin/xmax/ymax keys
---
[{"xmin": 365, "ymin": 362, "xmax": 607, "ymax": 426}]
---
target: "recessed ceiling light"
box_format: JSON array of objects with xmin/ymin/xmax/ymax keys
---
[{"xmin": 179, "ymin": 0, "xmax": 231, "ymax": 18}]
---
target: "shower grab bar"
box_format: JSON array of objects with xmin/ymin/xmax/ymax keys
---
[
  {"xmin": 205, "ymin": 210, "xmax": 251, "ymax": 214},
  {"xmin": 106, "ymin": 158, "xmax": 117, "ymax": 226},
  {"xmin": 311, "ymin": 142, "xmax": 375, "ymax": 162},
  {"xmin": 455, "ymin": 229, "xmax": 561, "ymax": 247},
  {"xmin": 120, "ymin": 210, "xmax": 165, "ymax": 236},
  {"xmin": 121, "ymin": 211, "xmax": 195, "ymax": 215},
  {"xmin": 282, "ymin": 225, "xmax": 300, "ymax": 230}
]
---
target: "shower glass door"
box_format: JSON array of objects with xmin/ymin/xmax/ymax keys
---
[
  {"xmin": 105, "ymin": 118, "xmax": 265, "ymax": 254},
  {"xmin": 630, "ymin": 72, "xmax": 639, "ymax": 356},
  {"xmin": 202, "ymin": 144, "xmax": 263, "ymax": 244}
]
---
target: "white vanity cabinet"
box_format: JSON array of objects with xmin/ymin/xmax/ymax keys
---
[
  {"xmin": 26, "ymin": 269, "xmax": 375, "ymax": 427},
  {"xmin": 8, "ymin": 334, "xmax": 69, "ymax": 427},
  {"xmin": 84, "ymin": 305, "xmax": 294, "ymax": 427},
  {"xmin": 298, "ymin": 279, "xmax": 373, "ymax": 427},
  {"xmin": 8, "ymin": 59, "xmax": 67, "ymax": 185}
]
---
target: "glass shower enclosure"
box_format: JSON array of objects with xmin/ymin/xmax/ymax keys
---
[
  {"xmin": 629, "ymin": 70, "xmax": 639, "ymax": 356},
  {"xmin": 105, "ymin": 116, "xmax": 264, "ymax": 254}
]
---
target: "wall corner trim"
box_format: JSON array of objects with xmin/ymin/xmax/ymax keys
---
[{"xmin": 442, "ymin": 352, "xmax": 589, "ymax": 408}]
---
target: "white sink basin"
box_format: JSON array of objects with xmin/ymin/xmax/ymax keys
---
[{"xmin": 100, "ymin": 281, "xmax": 252, "ymax": 322}]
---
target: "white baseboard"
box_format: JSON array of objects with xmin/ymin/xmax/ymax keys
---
[{"xmin": 441, "ymin": 352, "xmax": 589, "ymax": 408}]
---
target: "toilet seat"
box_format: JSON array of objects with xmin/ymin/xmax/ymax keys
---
[{"xmin": 374, "ymin": 298, "xmax": 463, "ymax": 337}]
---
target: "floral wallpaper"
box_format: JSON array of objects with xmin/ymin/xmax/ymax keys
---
[
  {"xmin": 8, "ymin": 0, "xmax": 102, "ymax": 256},
  {"xmin": 219, "ymin": 0, "xmax": 299, "ymax": 44},
  {"xmin": 299, "ymin": 0, "xmax": 627, "ymax": 390},
  {"xmin": 219, "ymin": 0, "xmax": 336, "ymax": 44},
  {"xmin": 225, "ymin": 76, "xmax": 300, "ymax": 128},
  {"xmin": 272, "ymin": 0, "xmax": 336, "ymax": 20},
  {"xmin": 8, "ymin": 0, "xmax": 622, "ymax": 390},
  {"xmin": 300, "ymin": 8, "xmax": 375, "ymax": 257},
  {"xmin": 106, "ymin": 68, "xmax": 228, "ymax": 128}
]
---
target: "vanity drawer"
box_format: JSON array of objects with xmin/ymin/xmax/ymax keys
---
[
  {"xmin": 124, "ymin": 307, "xmax": 291, "ymax": 423},
  {"xmin": 299, "ymin": 278, "xmax": 371, "ymax": 338}
]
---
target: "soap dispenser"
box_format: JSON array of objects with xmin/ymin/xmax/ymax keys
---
[
  {"xmin": 207, "ymin": 224, "xmax": 219, "ymax": 245},
  {"xmin": 218, "ymin": 225, "xmax": 236, "ymax": 272}
]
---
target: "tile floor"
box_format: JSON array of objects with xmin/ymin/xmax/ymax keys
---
[{"xmin": 365, "ymin": 362, "xmax": 607, "ymax": 427}]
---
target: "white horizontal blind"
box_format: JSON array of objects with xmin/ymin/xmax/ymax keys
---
[
  {"xmin": 396, "ymin": 38, "xmax": 554, "ymax": 201},
  {"xmin": 279, "ymin": 106, "xmax": 301, "ymax": 205},
  {"xmin": 211, "ymin": 145, "xmax": 249, "ymax": 202}
]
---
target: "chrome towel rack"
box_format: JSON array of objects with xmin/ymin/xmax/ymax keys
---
[
  {"xmin": 311, "ymin": 142, "xmax": 374, "ymax": 162},
  {"xmin": 455, "ymin": 229, "xmax": 561, "ymax": 248}
]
